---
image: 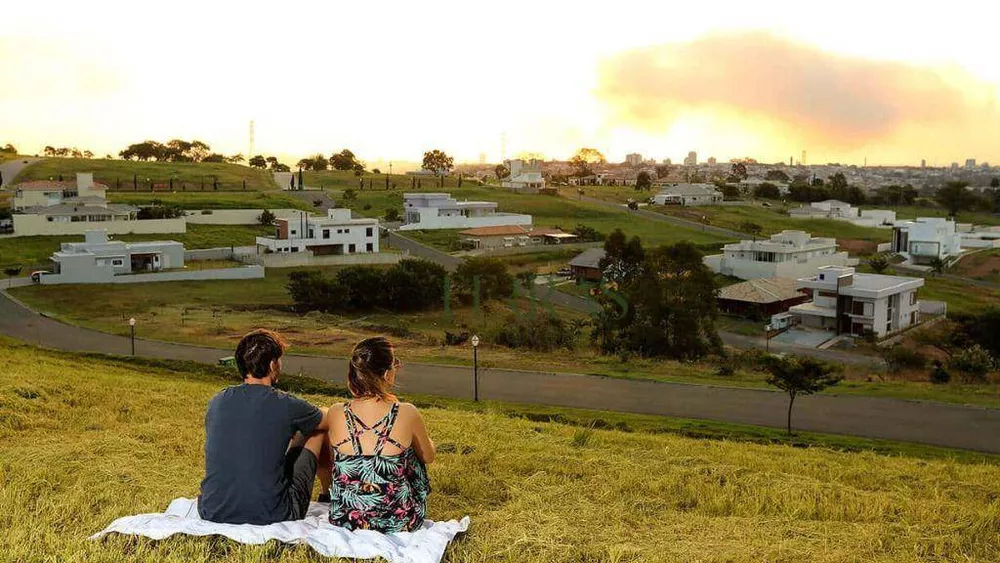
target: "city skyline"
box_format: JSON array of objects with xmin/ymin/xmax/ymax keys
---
[{"xmin": 2, "ymin": 0, "xmax": 999, "ymax": 166}]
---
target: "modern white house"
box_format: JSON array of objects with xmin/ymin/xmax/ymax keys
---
[
  {"xmin": 255, "ymin": 209, "xmax": 380, "ymax": 255},
  {"xmin": 43, "ymin": 230, "xmax": 184, "ymax": 283},
  {"xmin": 500, "ymin": 159, "xmax": 545, "ymax": 194},
  {"xmin": 788, "ymin": 199, "xmax": 859, "ymax": 219},
  {"xmin": 788, "ymin": 265, "xmax": 924, "ymax": 338},
  {"xmin": 458, "ymin": 225, "xmax": 576, "ymax": 250},
  {"xmin": 891, "ymin": 217, "xmax": 962, "ymax": 264},
  {"xmin": 703, "ymin": 230, "xmax": 856, "ymax": 280},
  {"xmin": 958, "ymin": 224, "xmax": 1000, "ymax": 249},
  {"xmin": 651, "ymin": 183, "xmax": 723, "ymax": 206},
  {"xmin": 12, "ymin": 173, "xmax": 108, "ymax": 211},
  {"xmin": 399, "ymin": 193, "xmax": 532, "ymax": 231}
]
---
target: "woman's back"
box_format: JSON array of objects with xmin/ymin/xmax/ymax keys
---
[{"xmin": 327, "ymin": 401, "xmax": 430, "ymax": 533}]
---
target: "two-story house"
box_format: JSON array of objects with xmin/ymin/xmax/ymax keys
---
[
  {"xmin": 788, "ymin": 265, "xmax": 924, "ymax": 337},
  {"xmin": 891, "ymin": 217, "xmax": 962, "ymax": 265},
  {"xmin": 255, "ymin": 209, "xmax": 380, "ymax": 255},
  {"xmin": 399, "ymin": 193, "xmax": 532, "ymax": 231},
  {"xmin": 500, "ymin": 159, "xmax": 545, "ymax": 194},
  {"xmin": 703, "ymin": 230, "xmax": 856, "ymax": 280}
]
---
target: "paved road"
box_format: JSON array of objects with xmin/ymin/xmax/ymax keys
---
[
  {"xmin": 386, "ymin": 231, "xmax": 461, "ymax": 271},
  {"xmin": 0, "ymin": 157, "xmax": 42, "ymax": 187},
  {"xmin": 2, "ymin": 283, "xmax": 999, "ymax": 453},
  {"xmin": 571, "ymin": 194, "xmax": 747, "ymax": 240}
]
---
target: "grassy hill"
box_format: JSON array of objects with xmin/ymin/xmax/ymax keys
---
[
  {"xmin": 1, "ymin": 342, "xmax": 999, "ymax": 561},
  {"xmin": 13, "ymin": 158, "xmax": 277, "ymax": 191}
]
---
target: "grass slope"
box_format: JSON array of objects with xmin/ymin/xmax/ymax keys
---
[
  {"xmin": 107, "ymin": 190, "xmax": 312, "ymax": 211},
  {"xmin": 13, "ymin": 158, "xmax": 277, "ymax": 191},
  {"xmin": 2, "ymin": 343, "xmax": 999, "ymax": 562},
  {"xmin": 0, "ymin": 225, "xmax": 273, "ymax": 268}
]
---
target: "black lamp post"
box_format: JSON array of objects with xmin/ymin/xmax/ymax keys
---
[
  {"xmin": 129, "ymin": 317, "xmax": 136, "ymax": 356},
  {"xmin": 471, "ymin": 335, "xmax": 480, "ymax": 401}
]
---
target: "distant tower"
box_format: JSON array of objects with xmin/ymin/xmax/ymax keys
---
[
  {"xmin": 248, "ymin": 120, "xmax": 255, "ymax": 159},
  {"xmin": 479, "ymin": 152, "xmax": 486, "ymax": 165},
  {"xmin": 801, "ymin": 150, "xmax": 807, "ymax": 166},
  {"xmin": 789, "ymin": 156, "xmax": 794, "ymax": 166},
  {"xmin": 921, "ymin": 159, "xmax": 926, "ymax": 168}
]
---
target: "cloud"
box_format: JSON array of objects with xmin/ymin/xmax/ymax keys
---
[{"xmin": 596, "ymin": 32, "xmax": 995, "ymax": 150}]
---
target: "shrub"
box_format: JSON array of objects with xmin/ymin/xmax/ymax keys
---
[
  {"xmin": 137, "ymin": 205, "xmax": 184, "ymax": 219},
  {"xmin": 570, "ymin": 426, "xmax": 594, "ymax": 448},
  {"xmin": 950, "ymin": 344, "xmax": 994, "ymax": 383},
  {"xmin": 286, "ymin": 270, "xmax": 343, "ymax": 312},
  {"xmin": 257, "ymin": 209, "xmax": 275, "ymax": 225},
  {"xmin": 286, "ymin": 259, "xmax": 446, "ymax": 313},
  {"xmin": 384, "ymin": 208, "xmax": 402, "ymax": 222},
  {"xmin": 490, "ymin": 311, "xmax": 576, "ymax": 352},
  {"xmin": 879, "ymin": 345, "xmax": 926, "ymax": 376},
  {"xmin": 444, "ymin": 331, "xmax": 470, "ymax": 346},
  {"xmin": 383, "ymin": 259, "xmax": 448, "ymax": 311},
  {"xmin": 200, "ymin": 209, "xmax": 213, "ymax": 215},
  {"xmin": 929, "ymin": 360, "xmax": 951, "ymax": 384},
  {"xmin": 572, "ymin": 224, "xmax": 604, "ymax": 242},
  {"xmin": 453, "ymin": 257, "xmax": 514, "ymax": 302}
]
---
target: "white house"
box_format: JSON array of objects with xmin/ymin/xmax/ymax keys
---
[
  {"xmin": 891, "ymin": 217, "xmax": 962, "ymax": 264},
  {"xmin": 788, "ymin": 199, "xmax": 859, "ymax": 219},
  {"xmin": 958, "ymin": 224, "xmax": 1000, "ymax": 249},
  {"xmin": 703, "ymin": 230, "xmax": 856, "ymax": 280},
  {"xmin": 12, "ymin": 173, "xmax": 107, "ymax": 211},
  {"xmin": 399, "ymin": 193, "xmax": 532, "ymax": 231},
  {"xmin": 651, "ymin": 183, "xmax": 723, "ymax": 206},
  {"xmin": 43, "ymin": 230, "xmax": 185, "ymax": 284},
  {"xmin": 788, "ymin": 265, "xmax": 924, "ymax": 338},
  {"xmin": 852, "ymin": 209, "xmax": 897, "ymax": 227},
  {"xmin": 256, "ymin": 209, "xmax": 380, "ymax": 255},
  {"xmin": 500, "ymin": 159, "xmax": 545, "ymax": 194}
]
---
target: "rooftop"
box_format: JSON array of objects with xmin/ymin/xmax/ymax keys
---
[
  {"xmin": 459, "ymin": 225, "xmax": 530, "ymax": 237},
  {"xmin": 569, "ymin": 248, "xmax": 605, "ymax": 269},
  {"xmin": 718, "ymin": 277, "xmax": 806, "ymax": 304}
]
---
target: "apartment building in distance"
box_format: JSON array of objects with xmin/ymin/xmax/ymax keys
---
[{"xmin": 703, "ymin": 230, "xmax": 856, "ymax": 280}]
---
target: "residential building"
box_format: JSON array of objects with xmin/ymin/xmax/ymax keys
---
[
  {"xmin": 717, "ymin": 277, "xmax": 809, "ymax": 318},
  {"xmin": 44, "ymin": 230, "xmax": 184, "ymax": 283},
  {"xmin": 458, "ymin": 225, "xmax": 576, "ymax": 250},
  {"xmin": 625, "ymin": 153, "xmax": 643, "ymax": 167},
  {"xmin": 568, "ymin": 248, "xmax": 605, "ymax": 282},
  {"xmin": 891, "ymin": 217, "xmax": 962, "ymax": 264},
  {"xmin": 399, "ymin": 193, "xmax": 532, "ymax": 231},
  {"xmin": 787, "ymin": 199, "xmax": 859, "ymax": 219},
  {"xmin": 788, "ymin": 266, "xmax": 924, "ymax": 338},
  {"xmin": 651, "ymin": 183, "xmax": 723, "ymax": 206},
  {"xmin": 707, "ymin": 157, "xmax": 717, "ymax": 166},
  {"xmin": 12, "ymin": 173, "xmax": 107, "ymax": 211},
  {"xmin": 703, "ymin": 230, "xmax": 855, "ymax": 280},
  {"xmin": 500, "ymin": 159, "xmax": 545, "ymax": 194},
  {"xmin": 255, "ymin": 209, "xmax": 380, "ymax": 255},
  {"xmin": 683, "ymin": 151, "xmax": 697, "ymax": 166}
]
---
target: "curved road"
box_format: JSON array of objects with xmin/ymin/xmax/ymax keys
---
[
  {"xmin": 1, "ymin": 283, "xmax": 999, "ymax": 453},
  {"xmin": 0, "ymin": 157, "xmax": 42, "ymax": 187}
]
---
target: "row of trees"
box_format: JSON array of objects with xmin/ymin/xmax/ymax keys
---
[
  {"xmin": 296, "ymin": 149, "xmax": 365, "ymax": 172},
  {"xmin": 1, "ymin": 143, "xmax": 17, "ymax": 154},
  {"xmin": 118, "ymin": 139, "xmax": 244, "ymax": 164},
  {"xmin": 248, "ymin": 155, "xmax": 290, "ymax": 172},
  {"xmin": 43, "ymin": 146, "xmax": 95, "ymax": 159}
]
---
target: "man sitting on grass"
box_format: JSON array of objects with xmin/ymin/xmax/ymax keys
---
[{"xmin": 198, "ymin": 329, "xmax": 332, "ymax": 525}]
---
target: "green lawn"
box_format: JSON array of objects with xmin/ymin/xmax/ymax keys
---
[
  {"xmin": 2, "ymin": 343, "xmax": 999, "ymax": 561},
  {"xmin": 13, "ymin": 158, "xmax": 277, "ymax": 191},
  {"xmin": 0, "ymin": 225, "xmax": 273, "ymax": 269},
  {"xmin": 107, "ymin": 190, "xmax": 313, "ymax": 211}
]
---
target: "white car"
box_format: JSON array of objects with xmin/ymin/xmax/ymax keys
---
[{"xmin": 30, "ymin": 270, "xmax": 51, "ymax": 283}]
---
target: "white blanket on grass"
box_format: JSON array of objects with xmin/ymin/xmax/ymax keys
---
[{"xmin": 90, "ymin": 498, "xmax": 469, "ymax": 563}]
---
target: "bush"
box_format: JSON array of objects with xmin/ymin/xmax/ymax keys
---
[
  {"xmin": 572, "ymin": 224, "xmax": 604, "ymax": 242},
  {"xmin": 929, "ymin": 360, "xmax": 951, "ymax": 384},
  {"xmin": 200, "ymin": 209, "xmax": 213, "ymax": 215},
  {"xmin": 383, "ymin": 259, "xmax": 448, "ymax": 311},
  {"xmin": 444, "ymin": 331, "xmax": 470, "ymax": 346},
  {"xmin": 489, "ymin": 311, "xmax": 576, "ymax": 352},
  {"xmin": 286, "ymin": 259, "xmax": 446, "ymax": 313},
  {"xmin": 753, "ymin": 182, "xmax": 781, "ymax": 199},
  {"xmin": 137, "ymin": 205, "xmax": 184, "ymax": 219},
  {"xmin": 879, "ymin": 345, "xmax": 926, "ymax": 375},
  {"xmin": 950, "ymin": 344, "xmax": 994, "ymax": 383},
  {"xmin": 453, "ymin": 256, "xmax": 514, "ymax": 302},
  {"xmin": 258, "ymin": 209, "xmax": 275, "ymax": 225}
]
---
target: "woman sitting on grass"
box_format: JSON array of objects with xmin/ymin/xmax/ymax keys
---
[{"xmin": 325, "ymin": 336, "xmax": 435, "ymax": 533}]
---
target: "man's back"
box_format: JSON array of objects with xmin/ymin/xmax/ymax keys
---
[{"xmin": 198, "ymin": 384, "xmax": 322, "ymax": 525}]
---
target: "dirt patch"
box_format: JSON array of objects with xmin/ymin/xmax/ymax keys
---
[
  {"xmin": 837, "ymin": 239, "xmax": 877, "ymax": 256},
  {"xmin": 954, "ymin": 251, "xmax": 1000, "ymax": 279}
]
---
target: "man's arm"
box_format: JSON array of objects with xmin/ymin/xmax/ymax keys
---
[{"xmin": 313, "ymin": 406, "xmax": 330, "ymax": 432}]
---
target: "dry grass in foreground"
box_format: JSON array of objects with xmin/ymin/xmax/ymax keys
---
[{"xmin": 2, "ymin": 345, "xmax": 1000, "ymax": 562}]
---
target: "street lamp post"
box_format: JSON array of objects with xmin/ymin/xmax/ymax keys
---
[
  {"xmin": 129, "ymin": 317, "xmax": 136, "ymax": 356},
  {"xmin": 471, "ymin": 335, "xmax": 480, "ymax": 402},
  {"xmin": 765, "ymin": 323, "xmax": 771, "ymax": 353}
]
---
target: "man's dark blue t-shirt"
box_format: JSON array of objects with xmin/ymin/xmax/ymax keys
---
[{"xmin": 198, "ymin": 383, "xmax": 323, "ymax": 525}]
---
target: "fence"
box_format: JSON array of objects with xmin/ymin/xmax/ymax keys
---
[
  {"xmin": 251, "ymin": 251, "xmax": 403, "ymax": 268},
  {"xmin": 40, "ymin": 265, "xmax": 264, "ymax": 285},
  {"xmin": 12, "ymin": 216, "xmax": 186, "ymax": 237},
  {"xmin": 184, "ymin": 209, "xmax": 303, "ymax": 225}
]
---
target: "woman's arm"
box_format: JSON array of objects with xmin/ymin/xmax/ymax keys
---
[{"xmin": 403, "ymin": 403, "xmax": 435, "ymax": 464}]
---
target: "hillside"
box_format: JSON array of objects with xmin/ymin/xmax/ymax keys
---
[
  {"xmin": 1, "ymin": 342, "xmax": 999, "ymax": 562},
  {"xmin": 12, "ymin": 158, "xmax": 277, "ymax": 191}
]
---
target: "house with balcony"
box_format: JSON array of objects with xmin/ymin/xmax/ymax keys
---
[
  {"xmin": 788, "ymin": 265, "xmax": 924, "ymax": 338},
  {"xmin": 399, "ymin": 193, "xmax": 532, "ymax": 231},
  {"xmin": 891, "ymin": 217, "xmax": 962, "ymax": 265},
  {"xmin": 255, "ymin": 208, "xmax": 380, "ymax": 255},
  {"xmin": 651, "ymin": 183, "xmax": 722, "ymax": 206},
  {"xmin": 500, "ymin": 159, "xmax": 545, "ymax": 194},
  {"xmin": 703, "ymin": 230, "xmax": 856, "ymax": 280},
  {"xmin": 42, "ymin": 230, "xmax": 184, "ymax": 284}
]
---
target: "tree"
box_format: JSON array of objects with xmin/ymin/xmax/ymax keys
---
[
  {"xmin": 82, "ymin": 150, "xmax": 93, "ymax": 159},
  {"xmin": 569, "ymin": 148, "xmax": 605, "ymax": 177},
  {"xmin": 950, "ymin": 344, "xmax": 993, "ymax": 383},
  {"xmin": 384, "ymin": 208, "xmax": 401, "ymax": 222},
  {"xmin": 310, "ymin": 153, "xmax": 329, "ymax": 171},
  {"xmin": 248, "ymin": 155, "xmax": 267, "ymax": 169},
  {"xmin": 1, "ymin": 143, "xmax": 17, "ymax": 154},
  {"xmin": 331, "ymin": 149, "xmax": 362, "ymax": 171},
  {"xmin": 453, "ymin": 256, "xmax": 514, "ymax": 302},
  {"xmin": 730, "ymin": 162, "xmax": 748, "ymax": 182},
  {"xmin": 382, "ymin": 259, "xmax": 448, "ymax": 311},
  {"xmin": 188, "ymin": 140, "xmax": 210, "ymax": 162},
  {"xmin": 867, "ymin": 253, "xmax": 891, "ymax": 274},
  {"xmin": 202, "ymin": 153, "xmax": 226, "ymax": 163},
  {"xmin": 343, "ymin": 188, "xmax": 357, "ymax": 201},
  {"xmin": 43, "ymin": 146, "xmax": 56, "ymax": 157},
  {"xmin": 227, "ymin": 153, "xmax": 245, "ymax": 164},
  {"xmin": 494, "ymin": 164, "xmax": 509, "ymax": 181},
  {"xmin": 635, "ymin": 171, "xmax": 652, "ymax": 191},
  {"xmin": 765, "ymin": 169, "xmax": 790, "ymax": 183},
  {"xmin": 753, "ymin": 182, "xmax": 781, "ymax": 199},
  {"xmin": 763, "ymin": 356, "xmax": 842, "ymax": 434},
  {"xmin": 258, "ymin": 209, "xmax": 276, "ymax": 226},
  {"xmin": 992, "ymin": 178, "xmax": 1000, "ymax": 189},
  {"xmin": 654, "ymin": 164, "xmax": 671, "ymax": 179},
  {"xmin": 928, "ymin": 257, "xmax": 947, "ymax": 276},
  {"xmin": 879, "ymin": 345, "xmax": 926, "ymax": 378},
  {"xmin": 739, "ymin": 221, "xmax": 762, "ymax": 241},
  {"xmin": 936, "ymin": 181, "xmax": 974, "ymax": 216},
  {"xmin": 4, "ymin": 266, "xmax": 22, "ymax": 288},
  {"xmin": 421, "ymin": 150, "xmax": 454, "ymax": 175}
]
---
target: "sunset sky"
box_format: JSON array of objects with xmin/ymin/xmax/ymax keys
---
[{"xmin": 2, "ymin": 0, "xmax": 998, "ymax": 166}]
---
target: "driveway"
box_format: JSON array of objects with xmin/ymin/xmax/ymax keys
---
[
  {"xmin": 1, "ymin": 284, "xmax": 998, "ymax": 453},
  {"xmin": 0, "ymin": 157, "xmax": 42, "ymax": 187}
]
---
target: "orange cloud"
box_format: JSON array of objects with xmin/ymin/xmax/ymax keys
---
[{"xmin": 596, "ymin": 32, "xmax": 996, "ymax": 152}]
